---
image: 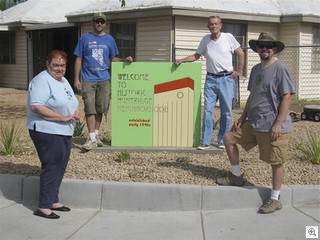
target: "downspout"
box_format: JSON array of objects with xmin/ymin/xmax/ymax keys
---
[
  {"xmin": 25, "ymin": 30, "xmax": 33, "ymax": 89},
  {"xmin": 171, "ymin": 15, "xmax": 176, "ymax": 62}
]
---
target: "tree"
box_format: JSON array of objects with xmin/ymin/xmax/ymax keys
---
[
  {"xmin": 119, "ymin": 0, "xmax": 126, "ymax": 7},
  {"xmin": 0, "ymin": 0, "xmax": 27, "ymax": 11}
]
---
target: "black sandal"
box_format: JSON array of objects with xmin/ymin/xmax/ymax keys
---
[{"xmin": 50, "ymin": 206, "xmax": 71, "ymax": 212}]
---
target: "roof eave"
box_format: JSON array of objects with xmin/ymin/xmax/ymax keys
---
[
  {"xmin": 67, "ymin": 6, "xmax": 282, "ymax": 23},
  {"xmin": 0, "ymin": 25, "xmax": 9, "ymax": 31},
  {"xmin": 173, "ymin": 9, "xmax": 281, "ymax": 23},
  {"xmin": 0, "ymin": 20, "xmax": 52, "ymax": 30},
  {"xmin": 281, "ymin": 14, "xmax": 320, "ymax": 23},
  {"xmin": 25, "ymin": 22, "xmax": 77, "ymax": 30},
  {"xmin": 0, "ymin": 19, "xmax": 77, "ymax": 31}
]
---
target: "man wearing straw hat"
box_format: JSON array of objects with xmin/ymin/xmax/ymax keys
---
[{"xmin": 217, "ymin": 32, "xmax": 295, "ymax": 214}]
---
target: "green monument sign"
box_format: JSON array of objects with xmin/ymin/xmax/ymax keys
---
[{"xmin": 111, "ymin": 62, "xmax": 202, "ymax": 147}]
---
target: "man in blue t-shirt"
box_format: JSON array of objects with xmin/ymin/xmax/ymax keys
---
[{"xmin": 74, "ymin": 13, "xmax": 133, "ymax": 151}]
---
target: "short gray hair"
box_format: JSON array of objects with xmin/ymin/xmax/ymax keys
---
[{"xmin": 208, "ymin": 16, "xmax": 221, "ymax": 23}]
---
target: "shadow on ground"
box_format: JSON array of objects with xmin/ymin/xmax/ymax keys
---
[
  {"xmin": 0, "ymin": 162, "xmax": 39, "ymax": 176},
  {"xmin": 158, "ymin": 161, "xmax": 255, "ymax": 186}
]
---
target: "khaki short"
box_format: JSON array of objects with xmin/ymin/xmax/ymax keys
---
[
  {"xmin": 81, "ymin": 81, "xmax": 111, "ymax": 115},
  {"xmin": 227, "ymin": 121, "xmax": 289, "ymax": 165}
]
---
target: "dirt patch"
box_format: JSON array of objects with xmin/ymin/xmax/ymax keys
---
[
  {"xmin": 0, "ymin": 88, "xmax": 28, "ymax": 121},
  {"xmin": 0, "ymin": 87, "xmax": 319, "ymax": 186}
]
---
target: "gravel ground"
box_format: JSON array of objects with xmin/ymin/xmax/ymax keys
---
[{"xmin": 0, "ymin": 88, "xmax": 319, "ymax": 186}]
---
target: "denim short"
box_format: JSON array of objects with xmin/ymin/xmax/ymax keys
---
[
  {"xmin": 81, "ymin": 80, "xmax": 111, "ymax": 114},
  {"xmin": 227, "ymin": 121, "xmax": 289, "ymax": 165}
]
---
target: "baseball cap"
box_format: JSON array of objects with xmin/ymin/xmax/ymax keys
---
[{"xmin": 92, "ymin": 13, "xmax": 106, "ymax": 21}]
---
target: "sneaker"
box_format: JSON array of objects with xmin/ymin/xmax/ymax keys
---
[
  {"xmin": 82, "ymin": 138, "xmax": 98, "ymax": 151},
  {"xmin": 258, "ymin": 198, "xmax": 282, "ymax": 214},
  {"xmin": 96, "ymin": 136, "xmax": 103, "ymax": 147},
  {"xmin": 217, "ymin": 144, "xmax": 225, "ymax": 149},
  {"xmin": 197, "ymin": 144, "xmax": 210, "ymax": 150},
  {"xmin": 216, "ymin": 172, "xmax": 245, "ymax": 186}
]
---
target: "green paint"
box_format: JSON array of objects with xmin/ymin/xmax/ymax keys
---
[{"xmin": 111, "ymin": 62, "xmax": 202, "ymax": 147}]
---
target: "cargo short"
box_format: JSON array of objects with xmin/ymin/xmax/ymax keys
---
[
  {"xmin": 227, "ymin": 121, "xmax": 289, "ymax": 165},
  {"xmin": 81, "ymin": 80, "xmax": 111, "ymax": 115}
]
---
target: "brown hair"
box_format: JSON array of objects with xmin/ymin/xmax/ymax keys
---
[{"xmin": 46, "ymin": 50, "xmax": 67, "ymax": 63}]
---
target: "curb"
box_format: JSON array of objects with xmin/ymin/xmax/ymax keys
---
[
  {"xmin": 92, "ymin": 145, "xmax": 223, "ymax": 154},
  {"xmin": 0, "ymin": 174, "xmax": 319, "ymax": 211}
]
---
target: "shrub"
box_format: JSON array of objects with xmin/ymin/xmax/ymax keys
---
[
  {"xmin": 73, "ymin": 120, "xmax": 85, "ymax": 137},
  {"xmin": 115, "ymin": 151, "xmax": 131, "ymax": 163},
  {"xmin": 295, "ymin": 129, "xmax": 320, "ymax": 164},
  {"xmin": 0, "ymin": 121, "xmax": 23, "ymax": 155},
  {"xmin": 175, "ymin": 156, "xmax": 190, "ymax": 164}
]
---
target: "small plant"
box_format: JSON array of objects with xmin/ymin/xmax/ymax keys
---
[
  {"xmin": 295, "ymin": 129, "xmax": 320, "ymax": 164},
  {"xmin": 119, "ymin": 0, "xmax": 126, "ymax": 7},
  {"xmin": 73, "ymin": 120, "xmax": 85, "ymax": 137},
  {"xmin": 175, "ymin": 156, "xmax": 190, "ymax": 164},
  {"xmin": 115, "ymin": 151, "xmax": 131, "ymax": 163},
  {"xmin": 0, "ymin": 121, "xmax": 23, "ymax": 155}
]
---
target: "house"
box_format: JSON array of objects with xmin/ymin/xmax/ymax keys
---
[
  {"xmin": 0, "ymin": 0, "xmax": 96, "ymax": 88},
  {"xmin": 0, "ymin": 0, "xmax": 319, "ymax": 102}
]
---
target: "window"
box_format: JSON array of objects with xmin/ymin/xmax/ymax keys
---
[
  {"xmin": 222, "ymin": 22, "xmax": 246, "ymax": 75},
  {"xmin": 222, "ymin": 22, "xmax": 246, "ymax": 108},
  {"xmin": 0, "ymin": 31, "xmax": 15, "ymax": 64},
  {"xmin": 312, "ymin": 25, "xmax": 320, "ymax": 72},
  {"xmin": 110, "ymin": 22, "xmax": 136, "ymax": 59},
  {"xmin": 222, "ymin": 23, "xmax": 246, "ymax": 48}
]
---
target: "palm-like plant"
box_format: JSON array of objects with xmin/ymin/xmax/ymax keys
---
[
  {"xmin": 0, "ymin": 121, "xmax": 23, "ymax": 155},
  {"xmin": 295, "ymin": 129, "xmax": 320, "ymax": 164}
]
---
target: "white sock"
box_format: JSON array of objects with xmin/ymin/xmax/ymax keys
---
[
  {"xmin": 271, "ymin": 190, "xmax": 280, "ymax": 200},
  {"xmin": 89, "ymin": 132, "xmax": 96, "ymax": 140},
  {"xmin": 95, "ymin": 130, "xmax": 99, "ymax": 136},
  {"xmin": 231, "ymin": 165, "xmax": 241, "ymax": 177}
]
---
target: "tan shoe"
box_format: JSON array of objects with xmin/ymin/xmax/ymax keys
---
[
  {"xmin": 82, "ymin": 138, "xmax": 97, "ymax": 151},
  {"xmin": 217, "ymin": 144, "xmax": 225, "ymax": 149},
  {"xmin": 216, "ymin": 172, "xmax": 245, "ymax": 186},
  {"xmin": 258, "ymin": 198, "xmax": 282, "ymax": 214},
  {"xmin": 96, "ymin": 136, "xmax": 103, "ymax": 147},
  {"xmin": 197, "ymin": 144, "xmax": 210, "ymax": 150}
]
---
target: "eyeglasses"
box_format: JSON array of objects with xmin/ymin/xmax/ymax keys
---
[
  {"xmin": 52, "ymin": 64, "xmax": 66, "ymax": 69},
  {"xmin": 257, "ymin": 43, "xmax": 274, "ymax": 49},
  {"xmin": 94, "ymin": 20, "xmax": 105, "ymax": 24}
]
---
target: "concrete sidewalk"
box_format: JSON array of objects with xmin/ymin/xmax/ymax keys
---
[{"xmin": 0, "ymin": 174, "xmax": 319, "ymax": 240}]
